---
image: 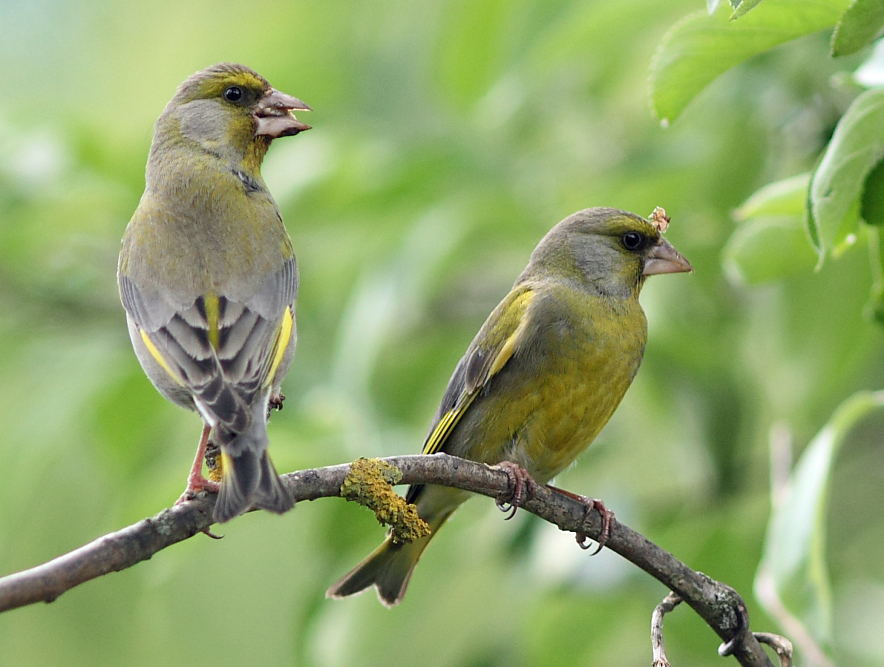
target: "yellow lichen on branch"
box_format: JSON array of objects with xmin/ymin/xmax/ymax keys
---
[{"xmin": 339, "ymin": 458, "xmax": 431, "ymax": 544}]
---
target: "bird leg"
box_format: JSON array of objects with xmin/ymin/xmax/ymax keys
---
[
  {"xmin": 548, "ymin": 485, "xmax": 614, "ymax": 555},
  {"xmin": 493, "ymin": 461, "xmax": 538, "ymax": 520},
  {"xmin": 175, "ymin": 423, "xmax": 220, "ymax": 505}
]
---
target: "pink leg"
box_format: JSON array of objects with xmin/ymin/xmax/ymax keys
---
[
  {"xmin": 175, "ymin": 424, "xmax": 220, "ymax": 505},
  {"xmin": 548, "ymin": 485, "xmax": 614, "ymax": 555},
  {"xmin": 493, "ymin": 461, "xmax": 539, "ymax": 520}
]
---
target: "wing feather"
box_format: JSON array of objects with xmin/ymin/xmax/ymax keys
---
[
  {"xmin": 421, "ymin": 285, "xmax": 535, "ymax": 457},
  {"xmin": 119, "ymin": 257, "xmax": 297, "ymax": 432}
]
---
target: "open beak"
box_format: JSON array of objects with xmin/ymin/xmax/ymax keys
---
[
  {"xmin": 643, "ymin": 238, "xmax": 692, "ymax": 276},
  {"xmin": 255, "ymin": 89, "xmax": 312, "ymax": 138}
]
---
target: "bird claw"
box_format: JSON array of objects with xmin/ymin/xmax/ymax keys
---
[
  {"xmin": 174, "ymin": 458, "xmax": 224, "ymax": 539},
  {"xmin": 174, "ymin": 476, "xmax": 221, "ymax": 506},
  {"xmin": 573, "ymin": 496, "xmax": 614, "ymax": 555},
  {"xmin": 493, "ymin": 461, "xmax": 538, "ymax": 520},
  {"xmin": 267, "ymin": 393, "xmax": 285, "ymax": 419}
]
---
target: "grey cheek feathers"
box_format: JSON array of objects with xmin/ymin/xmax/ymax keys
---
[
  {"xmin": 174, "ymin": 100, "xmax": 247, "ymax": 164},
  {"xmin": 177, "ymin": 100, "xmax": 227, "ymax": 144}
]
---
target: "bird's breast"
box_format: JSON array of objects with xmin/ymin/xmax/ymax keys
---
[
  {"xmin": 125, "ymin": 159, "xmax": 291, "ymax": 302},
  {"xmin": 451, "ymin": 291, "xmax": 647, "ymax": 484}
]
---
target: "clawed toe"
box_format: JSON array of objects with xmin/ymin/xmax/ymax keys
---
[
  {"xmin": 574, "ymin": 497, "xmax": 614, "ymax": 555},
  {"xmin": 174, "ymin": 477, "xmax": 221, "ymax": 506},
  {"xmin": 174, "ymin": 475, "xmax": 223, "ymax": 538},
  {"xmin": 547, "ymin": 485, "xmax": 614, "ymax": 554},
  {"xmin": 493, "ymin": 461, "xmax": 538, "ymax": 520},
  {"xmin": 267, "ymin": 393, "xmax": 285, "ymax": 419}
]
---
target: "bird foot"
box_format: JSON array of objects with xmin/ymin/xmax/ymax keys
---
[
  {"xmin": 175, "ymin": 423, "xmax": 221, "ymax": 504},
  {"xmin": 493, "ymin": 461, "xmax": 538, "ymax": 520},
  {"xmin": 267, "ymin": 392, "xmax": 286, "ymax": 419},
  {"xmin": 575, "ymin": 498, "xmax": 613, "ymax": 555},
  {"xmin": 174, "ymin": 473, "xmax": 223, "ymax": 539},
  {"xmin": 547, "ymin": 485, "xmax": 614, "ymax": 554},
  {"xmin": 174, "ymin": 474, "xmax": 221, "ymax": 505}
]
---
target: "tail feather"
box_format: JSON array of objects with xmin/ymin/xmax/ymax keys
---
[
  {"xmin": 212, "ymin": 395, "xmax": 293, "ymax": 523},
  {"xmin": 326, "ymin": 511, "xmax": 452, "ymax": 606},
  {"xmin": 214, "ymin": 448, "xmax": 293, "ymax": 523}
]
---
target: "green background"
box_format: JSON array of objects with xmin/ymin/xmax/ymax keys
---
[{"xmin": 1, "ymin": 1, "xmax": 882, "ymax": 665}]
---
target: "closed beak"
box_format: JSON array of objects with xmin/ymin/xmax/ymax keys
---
[{"xmin": 643, "ymin": 238, "xmax": 692, "ymax": 276}]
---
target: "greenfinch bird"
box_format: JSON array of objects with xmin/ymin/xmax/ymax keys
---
[
  {"xmin": 117, "ymin": 63, "xmax": 310, "ymax": 523},
  {"xmin": 327, "ymin": 206, "xmax": 691, "ymax": 605}
]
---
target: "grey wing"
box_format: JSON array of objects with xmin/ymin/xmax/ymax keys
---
[
  {"xmin": 119, "ymin": 257, "xmax": 297, "ymax": 431},
  {"xmin": 212, "ymin": 254, "xmax": 298, "ymax": 409}
]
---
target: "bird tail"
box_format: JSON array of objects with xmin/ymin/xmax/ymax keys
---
[
  {"xmin": 325, "ymin": 510, "xmax": 453, "ymax": 606},
  {"xmin": 213, "ymin": 423, "xmax": 295, "ymax": 523}
]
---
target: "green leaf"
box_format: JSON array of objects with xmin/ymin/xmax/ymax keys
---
[
  {"xmin": 650, "ymin": 0, "xmax": 849, "ymax": 125},
  {"xmin": 829, "ymin": 196, "xmax": 862, "ymax": 258},
  {"xmin": 734, "ymin": 172, "xmax": 811, "ymax": 220},
  {"xmin": 756, "ymin": 391, "xmax": 884, "ymax": 645},
  {"xmin": 805, "ymin": 176, "xmax": 823, "ymax": 256},
  {"xmin": 726, "ymin": 172, "xmax": 818, "ymax": 282},
  {"xmin": 731, "ymin": 0, "xmax": 765, "ymax": 20},
  {"xmin": 831, "ymin": 0, "xmax": 884, "ymax": 57},
  {"xmin": 709, "ymin": 0, "xmax": 723, "ymax": 13},
  {"xmin": 865, "ymin": 226, "xmax": 884, "ymax": 324},
  {"xmin": 809, "ymin": 88, "xmax": 884, "ymax": 260},
  {"xmin": 723, "ymin": 215, "xmax": 818, "ymax": 283},
  {"xmin": 861, "ymin": 157, "xmax": 884, "ymax": 226}
]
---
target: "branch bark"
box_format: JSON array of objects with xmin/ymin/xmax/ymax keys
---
[{"xmin": 0, "ymin": 453, "xmax": 775, "ymax": 667}]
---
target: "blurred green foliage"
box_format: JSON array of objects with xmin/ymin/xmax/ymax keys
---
[{"xmin": 2, "ymin": 1, "xmax": 884, "ymax": 666}]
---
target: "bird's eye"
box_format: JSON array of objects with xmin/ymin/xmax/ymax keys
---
[
  {"xmin": 223, "ymin": 86, "xmax": 244, "ymax": 102},
  {"xmin": 621, "ymin": 231, "xmax": 645, "ymax": 251}
]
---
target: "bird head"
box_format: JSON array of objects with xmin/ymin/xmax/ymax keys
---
[
  {"xmin": 150, "ymin": 63, "xmax": 311, "ymax": 173},
  {"xmin": 524, "ymin": 207, "xmax": 692, "ymax": 299}
]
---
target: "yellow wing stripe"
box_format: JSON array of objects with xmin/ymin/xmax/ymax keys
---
[
  {"xmin": 422, "ymin": 396, "xmax": 476, "ymax": 456},
  {"xmin": 203, "ymin": 292, "xmax": 220, "ymax": 351},
  {"xmin": 263, "ymin": 306, "xmax": 294, "ymax": 387},
  {"xmin": 139, "ymin": 329, "xmax": 185, "ymax": 386},
  {"xmin": 487, "ymin": 290, "xmax": 534, "ymax": 379},
  {"xmin": 421, "ymin": 288, "xmax": 535, "ymax": 456}
]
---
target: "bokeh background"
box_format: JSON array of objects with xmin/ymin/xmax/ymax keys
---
[{"xmin": 1, "ymin": 1, "xmax": 882, "ymax": 665}]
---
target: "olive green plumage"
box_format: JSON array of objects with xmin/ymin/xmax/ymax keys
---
[
  {"xmin": 327, "ymin": 207, "xmax": 691, "ymax": 606},
  {"xmin": 118, "ymin": 63, "xmax": 310, "ymax": 523}
]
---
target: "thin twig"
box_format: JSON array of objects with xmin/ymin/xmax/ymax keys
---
[
  {"xmin": 754, "ymin": 633, "xmax": 793, "ymax": 667},
  {"xmin": 0, "ymin": 453, "xmax": 775, "ymax": 667},
  {"xmin": 651, "ymin": 592, "xmax": 682, "ymax": 667}
]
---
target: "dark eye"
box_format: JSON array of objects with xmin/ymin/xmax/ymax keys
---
[
  {"xmin": 621, "ymin": 231, "xmax": 645, "ymax": 251},
  {"xmin": 223, "ymin": 86, "xmax": 244, "ymax": 102}
]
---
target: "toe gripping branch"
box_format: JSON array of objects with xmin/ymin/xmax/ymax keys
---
[
  {"xmin": 545, "ymin": 484, "xmax": 614, "ymax": 555},
  {"xmin": 492, "ymin": 464, "xmax": 613, "ymax": 555},
  {"xmin": 493, "ymin": 461, "xmax": 539, "ymax": 520}
]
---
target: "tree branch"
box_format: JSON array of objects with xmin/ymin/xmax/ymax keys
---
[{"xmin": 0, "ymin": 453, "xmax": 775, "ymax": 667}]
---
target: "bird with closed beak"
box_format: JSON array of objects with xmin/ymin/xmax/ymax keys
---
[
  {"xmin": 118, "ymin": 63, "xmax": 310, "ymax": 523},
  {"xmin": 327, "ymin": 206, "xmax": 692, "ymax": 606}
]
